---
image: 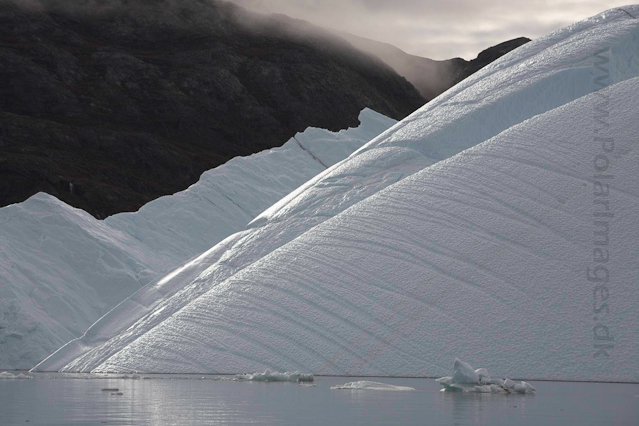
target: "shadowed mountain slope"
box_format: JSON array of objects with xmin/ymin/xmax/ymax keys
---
[{"xmin": 0, "ymin": 0, "xmax": 424, "ymax": 217}]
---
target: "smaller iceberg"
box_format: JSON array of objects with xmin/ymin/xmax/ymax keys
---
[
  {"xmin": 234, "ymin": 369, "xmax": 314, "ymax": 383},
  {"xmin": 331, "ymin": 381, "xmax": 415, "ymax": 391},
  {"xmin": 436, "ymin": 359, "xmax": 536, "ymax": 394}
]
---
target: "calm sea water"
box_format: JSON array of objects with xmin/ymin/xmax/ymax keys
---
[{"xmin": 0, "ymin": 373, "xmax": 637, "ymax": 425}]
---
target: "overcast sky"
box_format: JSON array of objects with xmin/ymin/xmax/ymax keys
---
[{"xmin": 230, "ymin": 0, "xmax": 631, "ymax": 59}]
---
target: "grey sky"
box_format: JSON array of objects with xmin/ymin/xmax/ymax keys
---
[{"xmin": 230, "ymin": 0, "xmax": 631, "ymax": 59}]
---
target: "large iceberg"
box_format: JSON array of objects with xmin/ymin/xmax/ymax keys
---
[
  {"xmin": 77, "ymin": 73, "xmax": 639, "ymax": 381},
  {"xmin": 34, "ymin": 7, "xmax": 639, "ymax": 382},
  {"xmin": 0, "ymin": 109, "xmax": 395, "ymax": 370}
]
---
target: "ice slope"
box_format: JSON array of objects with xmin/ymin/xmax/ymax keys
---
[
  {"xmin": 104, "ymin": 108, "xmax": 396, "ymax": 261},
  {"xmin": 1, "ymin": 108, "xmax": 394, "ymax": 371},
  {"xmin": 36, "ymin": 6, "xmax": 639, "ymax": 378},
  {"xmin": 1, "ymin": 108, "xmax": 395, "ymax": 370},
  {"xmin": 85, "ymin": 75, "xmax": 639, "ymax": 382}
]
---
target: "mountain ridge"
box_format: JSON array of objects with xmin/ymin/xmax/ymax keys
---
[{"xmin": 341, "ymin": 32, "xmax": 531, "ymax": 100}]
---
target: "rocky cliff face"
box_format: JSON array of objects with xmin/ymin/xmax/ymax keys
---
[{"xmin": 0, "ymin": 0, "xmax": 424, "ymax": 218}]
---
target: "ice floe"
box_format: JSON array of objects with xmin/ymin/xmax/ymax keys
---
[
  {"xmin": 437, "ymin": 359, "xmax": 536, "ymax": 394},
  {"xmin": 234, "ymin": 370, "xmax": 314, "ymax": 383},
  {"xmin": 331, "ymin": 381, "xmax": 415, "ymax": 391},
  {"xmin": 0, "ymin": 372, "xmax": 32, "ymax": 379}
]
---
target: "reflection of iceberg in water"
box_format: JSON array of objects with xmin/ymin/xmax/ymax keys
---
[{"xmin": 437, "ymin": 359, "xmax": 536, "ymax": 394}]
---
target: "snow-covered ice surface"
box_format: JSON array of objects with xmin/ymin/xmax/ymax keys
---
[
  {"xmin": 0, "ymin": 109, "xmax": 394, "ymax": 370},
  {"xmin": 436, "ymin": 359, "xmax": 535, "ymax": 394},
  {"xmin": 234, "ymin": 370, "xmax": 314, "ymax": 382},
  {"xmin": 92, "ymin": 71, "xmax": 639, "ymax": 381},
  {"xmin": 331, "ymin": 381, "xmax": 415, "ymax": 391},
  {"xmin": 34, "ymin": 7, "xmax": 639, "ymax": 381}
]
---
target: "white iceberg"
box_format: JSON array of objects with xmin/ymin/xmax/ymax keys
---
[
  {"xmin": 31, "ymin": 6, "xmax": 639, "ymax": 383},
  {"xmin": 331, "ymin": 381, "xmax": 415, "ymax": 391}
]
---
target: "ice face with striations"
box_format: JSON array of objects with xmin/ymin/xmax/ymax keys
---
[
  {"xmin": 35, "ymin": 7, "xmax": 639, "ymax": 382},
  {"xmin": 85, "ymin": 74, "xmax": 639, "ymax": 381},
  {"xmin": 0, "ymin": 109, "xmax": 395, "ymax": 370}
]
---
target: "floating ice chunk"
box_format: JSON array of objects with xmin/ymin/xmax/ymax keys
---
[
  {"xmin": 0, "ymin": 372, "xmax": 32, "ymax": 379},
  {"xmin": 503, "ymin": 378, "xmax": 516, "ymax": 389},
  {"xmin": 437, "ymin": 359, "xmax": 535, "ymax": 394},
  {"xmin": 120, "ymin": 374, "xmax": 140, "ymax": 380},
  {"xmin": 451, "ymin": 359, "xmax": 480, "ymax": 384},
  {"xmin": 504, "ymin": 379, "xmax": 536, "ymax": 394},
  {"xmin": 234, "ymin": 369, "xmax": 314, "ymax": 383},
  {"xmin": 331, "ymin": 381, "xmax": 415, "ymax": 391},
  {"xmin": 483, "ymin": 378, "xmax": 505, "ymax": 386},
  {"xmin": 435, "ymin": 379, "xmax": 477, "ymax": 393},
  {"xmin": 475, "ymin": 368, "xmax": 490, "ymax": 381},
  {"xmin": 16, "ymin": 373, "xmax": 32, "ymax": 379},
  {"xmin": 473, "ymin": 385, "xmax": 504, "ymax": 393}
]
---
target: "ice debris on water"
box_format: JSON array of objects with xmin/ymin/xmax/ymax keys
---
[
  {"xmin": 331, "ymin": 381, "xmax": 415, "ymax": 391},
  {"xmin": 436, "ymin": 359, "xmax": 536, "ymax": 394},
  {"xmin": 234, "ymin": 369, "xmax": 314, "ymax": 383},
  {"xmin": 114, "ymin": 374, "xmax": 141, "ymax": 379},
  {"xmin": 0, "ymin": 372, "xmax": 32, "ymax": 379}
]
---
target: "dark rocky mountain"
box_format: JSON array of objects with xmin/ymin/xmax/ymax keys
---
[
  {"xmin": 0, "ymin": 0, "xmax": 425, "ymax": 218},
  {"xmin": 342, "ymin": 33, "xmax": 531, "ymax": 101},
  {"xmin": 0, "ymin": 0, "xmax": 530, "ymax": 219}
]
